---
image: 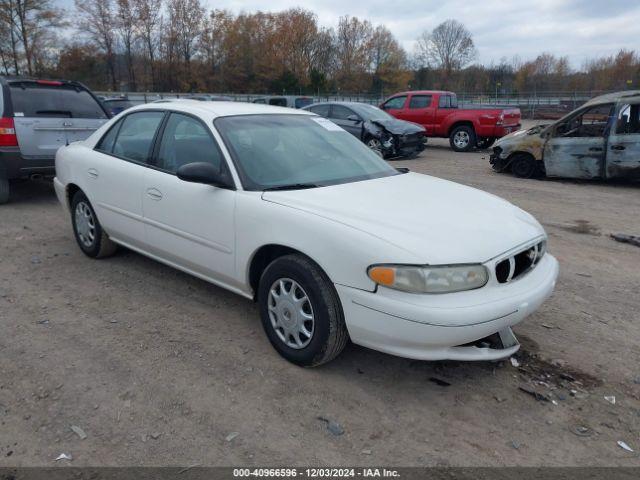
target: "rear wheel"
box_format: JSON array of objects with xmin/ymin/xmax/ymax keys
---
[
  {"xmin": 449, "ymin": 125, "xmax": 476, "ymax": 152},
  {"xmin": 71, "ymin": 191, "xmax": 117, "ymax": 258},
  {"xmin": 0, "ymin": 175, "xmax": 9, "ymax": 204},
  {"xmin": 258, "ymin": 254, "xmax": 348, "ymax": 367},
  {"xmin": 510, "ymin": 153, "xmax": 538, "ymax": 179}
]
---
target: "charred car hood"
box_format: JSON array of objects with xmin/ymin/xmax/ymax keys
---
[
  {"xmin": 495, "ymin": 124, "xmax": 548, "ymax": 147},
  {"xmin": 369, "ymin": 118, "xmax": 425, "ymax": 135},
  {"xmin": 262, "ymin": 172, "xmax": 545, "ymax": 265}
]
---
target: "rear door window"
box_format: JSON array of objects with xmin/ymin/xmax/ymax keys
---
[
  {"xmin": 409, "ymin": 95, "xmax": 432, "ymax": 109},
  {"xmin": 112, "ymin": 112, "xmax": 164, "ymax": 162},
  {"xmin": 309, "ymin": 105, "xmax": 330, "ymax": 117},
  {"xmin": 96, "ymin": 120, "xmax": 122, "ymax": 153},
  {"xmin": 9, "ymin": 83, "xmax": 107, "ymax": 119}
]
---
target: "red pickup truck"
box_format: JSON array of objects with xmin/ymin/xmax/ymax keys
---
[{"xmin": 380, "ymin": 90, "xmax": 521, "ymax": 152}]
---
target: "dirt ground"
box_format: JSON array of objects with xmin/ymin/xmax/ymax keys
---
[{"xmin": 1, "ymin": 127, "xmax": 639, "ymax": 467}]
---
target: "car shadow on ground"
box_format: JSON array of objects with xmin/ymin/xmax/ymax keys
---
[{"xmin": 5, "ymin": 178, "xmax": 57, "ymax": 206}]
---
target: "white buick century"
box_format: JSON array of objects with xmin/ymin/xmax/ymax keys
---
[{"xmin": 54, "ymin": 101, "xmax": 559, "ymax": 366}]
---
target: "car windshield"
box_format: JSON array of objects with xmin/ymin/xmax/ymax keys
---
[
  {"xmin": 215, "ymin": 114, "xmax": 399, "ymax": 191},
  {"xmin": 350, "ymin": 104, "xmax": 394, "ymax": 122}
]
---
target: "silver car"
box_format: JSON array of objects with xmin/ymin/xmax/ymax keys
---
[{"xmin": 0, "ymin": 77, "xmax": 109, "ymax": 203}]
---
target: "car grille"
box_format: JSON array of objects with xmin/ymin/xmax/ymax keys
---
[
  {"xmin": 495, "ymin": 240, "xmax": 546, "ymax": 283},
  {"xmin": 399, "ymin": 133, "xmax": 423, "ymax": 146}
]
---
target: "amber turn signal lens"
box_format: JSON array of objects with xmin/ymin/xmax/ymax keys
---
[{"xmin": 368, "ymin": 266, "xmax": 395, "ymax": 286}]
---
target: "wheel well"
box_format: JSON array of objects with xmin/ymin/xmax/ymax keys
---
[
  {"xmin": 448, "ymin": 121, "xmax": 474, "ymax": 137},
  {"xmin": 66, "ymin": 183, "xmax": 81, "ymax": 208},
  {"xmin": 249, "ymin": 245, "xmax": 319, "ymax": 299}
]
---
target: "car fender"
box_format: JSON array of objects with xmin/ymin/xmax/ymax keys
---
[{"xmin": 235, "ymin": 193, "xmax": 424, "ymax": 294}]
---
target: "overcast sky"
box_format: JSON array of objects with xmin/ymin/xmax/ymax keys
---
[{"xmin": 57, "ymin": 0, "xmax": 640, "ymax": 68}]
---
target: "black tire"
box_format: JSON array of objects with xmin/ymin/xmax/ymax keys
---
[
  {"xmin": 0, "ymin": 176, "xmax": 9, "ymax": 204},
  {"xmin": 476, "ymin": 137, "xmax": 495, "ymax": 149},
  {"xmin": 510, "ymin": 153, "xmax": 538, "ymax": 179},
  {"xmin": 258, "ymin": 254, "xmax": 348, "ymax": 367},
  {"xmin": 449, "ymin": 125, "xmax": 476, "ymax": 152},
  {"xmin": 70, "ymin": 191, "xmax": 117, "ymax": 258}
]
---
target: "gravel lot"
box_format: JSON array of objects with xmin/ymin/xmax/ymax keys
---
[{"xmin": 1, "ymin": 130, "xmax": 639, "ymax": 467}]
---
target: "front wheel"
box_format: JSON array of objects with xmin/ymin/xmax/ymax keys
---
[
  {"xmin": 71, "ymin": 191, "xmax": 117, "ymax": 258},
  {"xmin": 258, "ymin": 254, "xmax": 348, "ymax": 367},
  {"xmin": 449, "ymin": 126, "xmax": 476, "ymax": 152},
  {"xmin": 365, "ymin": 137, "xmax": 384, "ymax": 158},
  {"xmin": 510, "ymin": 153, "xmax": 538, "ymax": 179},
  {"xmin": 476, "ymin": 137, "xmax": 495, "ymax": 149}
]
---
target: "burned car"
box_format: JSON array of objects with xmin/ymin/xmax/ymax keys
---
[
  {"xmin": 303, "ymin": 101, "xmax": 426, "ymax": 158},
  {"xmin": 490, "ymin": 91, "xmax": 640, "ymax": 180}
]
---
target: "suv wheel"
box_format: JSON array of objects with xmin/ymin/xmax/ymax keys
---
[
  {"xmin": 449, "ymin": 125, "xmax": 476, "ymax": 152},
  {"xmin": 71, "ymin": 191, "xmax": 117, "ymax": 258},
  {"xmin": 0, "ymin": 176, "xmax": 9, "ymax": 204},
  {"xmin": 258, "ymin": 254, "xmax": 348, "ymax": 367}
]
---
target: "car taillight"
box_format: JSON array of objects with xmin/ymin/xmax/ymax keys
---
[{"xmin": 0, "ymin": 117, "xmax": 18, "ymax": 147}]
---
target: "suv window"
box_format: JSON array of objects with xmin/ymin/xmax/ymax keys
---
[
  {"xmin": 330, "ymin": 105, "xmax": 356, "ymax": 121},
  {"xmin": 8, "ymin": 83, "xmax": 107, "ymax": 119},
  {"xmin": 112, "ymin": 111, "xmax": 164, "ymax": 162},
  {"xmin": 295, "ymin": 98, "xmax": 313, "ymax": 109},
  {"xmin": 155, "ymin": 113, "xmax": 223, "ymax": 173},
  {"xmin": 269, "ymin": 98, "xmax": 287, "ymax": 107},
  {"xmin": 616, "ymin": 104, "xmax": 640, "ymax": 135},
  {"xmin": 383, "ymin": 96, "xmax": 406, "ymax": 110},
  {"xmin": 309, "ymin": 105, "xmax": 330, "ymax": 117},
  {"xmin": 409, "ymin": 95, "xmax": 432, "ymax": 109}
]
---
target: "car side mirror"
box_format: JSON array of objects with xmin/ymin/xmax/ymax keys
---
[
  {"xmin": 176, "ymin": 162, "xmax": 235, "ymax": 189},
  {"xmin": 347, "ymin": 114, "xmax": 361, "ymax": 123}
]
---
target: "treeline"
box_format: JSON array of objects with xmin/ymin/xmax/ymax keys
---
[{"xmin": 1, "ymin": 0, "xmax": 639, "ymax": 95}]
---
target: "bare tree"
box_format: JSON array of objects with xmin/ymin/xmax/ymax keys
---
[
  {"xmin": 0, "ymin": 0, "xmax": 23, "ymax": 74},
  {"xmin": 416, "ymin": 19, "xmax": 476, "ymax": 80},
  {"xmin": 75, "ymin": 0, "xmax": 118, "ymax": 90},
  {"xmin": 167, "ymin": 0, "xmax": 203, "ymax": 86},
  {"xmin": 116, "ymin": 0, "xmax": 136, "ymax": 90},
  {"xmin": 334, "ymin": 15, "xmax": 373, "ymax": 91},
  {"xmin": 132, "ymin": 0, "xmax": 162, "ymax": 90}
]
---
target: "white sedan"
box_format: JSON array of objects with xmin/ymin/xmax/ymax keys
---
[{"xmin": 54, "ymin": 101, "xmax": 559, "ymax": 366}]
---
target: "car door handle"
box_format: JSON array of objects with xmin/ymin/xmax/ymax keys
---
[
  {"xmin": 146, "ymin": 188, "xmax": 163, "ymax": 200},
  {"xmin": 87, "ymin": 168, "xmax": 98, "ymax": 179},
  {"xmin": 610, "ymin": 145, "xmax": 626, "ymax": 151},
  {"xmin": 588, "ymin": 147, "xmax": 603, "ymax": 152}
]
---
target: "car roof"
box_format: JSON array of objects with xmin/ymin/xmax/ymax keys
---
[
  {"xmin": 584, "ymin": 90, "xmax": 640, "ymax": 107},
  {"xmin": 127, "ymin": 99, "xmax": 315, "ymax": 118},
  {"xmin": 305, "ymin": 101, "xmax": 379, "ymax": 109}
]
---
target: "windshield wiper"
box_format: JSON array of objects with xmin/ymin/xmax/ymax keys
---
[{"xmin": 262, "ymin": 183, "xmax": 321, "ymax": 191}]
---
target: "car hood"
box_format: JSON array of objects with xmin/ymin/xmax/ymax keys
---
[
  {"xmin": 369, "ymin": 118, "xmax": 425, "ymax": 135},
  {"xmin": 262, "ymin": 172, "xmax": 545, "ymax": 264},
  {"xmin": 495, "ymin": 123, "xmax": 549, "ymax": 148}
]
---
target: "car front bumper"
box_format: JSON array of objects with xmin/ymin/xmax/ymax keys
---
[{"xmin": 336, "ymin": 253, "xmax": 558, "ymax": 361}]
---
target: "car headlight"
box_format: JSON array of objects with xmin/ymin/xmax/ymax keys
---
[{"xmin": 367, "ymin": 264, "xmax": 489, "ymax": 294}]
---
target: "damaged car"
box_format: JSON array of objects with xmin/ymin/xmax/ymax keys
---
[
  {"xmin": 491, "ymin": 90, "xmax": 640, "ymax": 180},
  {"xmin": 303, "ymin": 101, "xmax": 426, "ymax": 158}
]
